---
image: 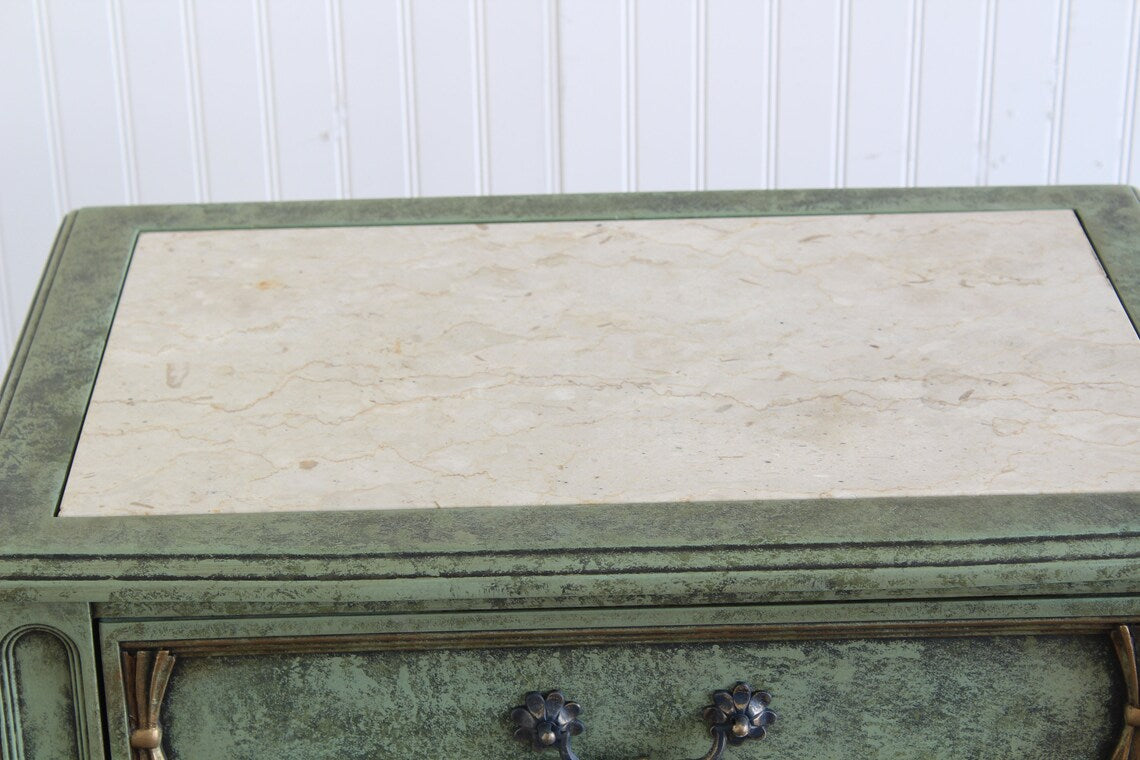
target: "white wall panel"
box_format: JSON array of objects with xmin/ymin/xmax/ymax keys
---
[
  {"xmin": 2, "ymin": 0, "xmax": 1140, "ymax": 362},
  {"xmin": 985, "ymin": 0, "xmax": 1062, "ymax": 185},
  {"xmin": 844, "ymin": 0, "xmax": 912, "ymax": 187},
  {"xmin": 634, "ymin": 0, "xmax": 694, "ymax": 191},
  {"xmin": 193, "ymin": 0, "xmax": 267, "ymax": 202},
  {"xmin": 263, "ymin": 1, "xmax": 339, "ymax": 199},
  {"xmin": 409, "ymin": 0, "xmax": 479, "ymax": 196},
  {"xmin": 0, "ymin": 229, "xmax": 8, "ymax": 364},
  {"xmin": 0, "ymin": 0, "xmax": 59, "ymax": 354},
  {"xmin": 560, "ymin": 0, "xmax": 624, "ymax": 193},
  {"xmin": 914, "ymin": 0, "xmax": 988, "ymax": 186},
  {"xmin": 339, "ymin": 0, "xmax": 408, "ymax": 198},
  {"xmin": 1056, "ymin": 0, "xmax": 1133, "ymax": 183},
  {"xmin": 774, "ymin": 0, "xmax": 842, "ymax": 188},
  {"xmin": 1128, "ymin": 2, "xmax": 1140, "ymax": 185},
  {"xmin": 704, "ymin": 0, "xmax": 771, "ymax": 190},
  {"xmin": 42, "ymin": 0, "xmax": 128, "ymax": 208},
  {"xmin": 117, "ymin": 0, "xmax": 199, "ymax": 203},
  {"xmin": 484, "ymin": 0, "xmax": 549, "ymax": 195}
]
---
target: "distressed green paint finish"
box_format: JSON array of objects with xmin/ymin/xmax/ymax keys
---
[
  {"xmin": 0, "ymin": 604, "xmax": 104, "ymax": 760},
  {"xmin": 119, "ymin": 636, "xmax": 1120, "ymax": 760},
  {"xmin": 0, "ymin": 187, "xmax": 1137, "ymax": 611}
]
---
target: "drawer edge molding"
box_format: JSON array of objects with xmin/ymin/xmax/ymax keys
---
[{"xmin": 117, "ymin": 616, "xmax": 1136, "ymax": 657}]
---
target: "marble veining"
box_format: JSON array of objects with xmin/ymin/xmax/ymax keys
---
[{"xmin": 58, "ymin": 210, "xmax": 1140, "ymax": 515}]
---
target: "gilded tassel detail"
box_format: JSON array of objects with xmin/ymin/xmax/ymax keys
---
[
  {"xmin": 1111, "ymin": 626, "xmax": 1140, "ymax": 760},
  {"xmin": 122, "ymin": 649, "xmax": 175, "ymax": 760}
]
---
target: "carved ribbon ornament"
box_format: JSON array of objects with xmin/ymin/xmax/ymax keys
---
[
  {"xmin": 122, "ymin": 650, "xmax": 176, "ymax": 760},
  {"xmin": 1112, "ymin": 626, "xmax": 1140, "ymax": 760}
]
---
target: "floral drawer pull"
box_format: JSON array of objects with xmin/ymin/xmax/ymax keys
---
[{"xmin": 510, "ymin": 682, "xmax": 776, "ymax": 760}]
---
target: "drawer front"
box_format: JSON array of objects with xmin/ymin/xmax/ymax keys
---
[{"xmin": 99, "ymin": 615, "xmax": 1132, "ymax": 760}]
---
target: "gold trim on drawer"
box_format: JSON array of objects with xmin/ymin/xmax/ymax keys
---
[
  {"xmin": 119, "ymin": 616, "xmax": 1132, "ymax": 657},
  {"xmin": 121, "ymin": 650, "xmax": 174, "ymax": 760}
]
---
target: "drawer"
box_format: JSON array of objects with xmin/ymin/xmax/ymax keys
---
[{"xmin": 98, "ymin": 610, "xmax": 1134, "ymax": 760}]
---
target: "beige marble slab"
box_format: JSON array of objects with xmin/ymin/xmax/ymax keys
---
[{"xmin": 59, "ymin": 210, "xmax": 1140, "ymax": 516}]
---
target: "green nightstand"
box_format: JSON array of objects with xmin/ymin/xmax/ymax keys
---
[{"xmin": 2, "ymin": 187, "xmax": 1138, "ymax": 759}]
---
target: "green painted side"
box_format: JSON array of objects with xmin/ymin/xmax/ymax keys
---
[
  {"xmin": 0, "ymin": 604, "xmax": 103, "ymax": 760},
  {"xmin": 117, "ymin": 634, "xmax": 1122, "ymax": 760},
  {"xmin": 0, "ymin": 186, "xmax": 1136, "ymax": 611}
]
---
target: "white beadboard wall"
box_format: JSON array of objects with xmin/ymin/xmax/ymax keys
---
[{"xmin": 1, "ymin": 0, "xmax": 1139, "ymax": 365}]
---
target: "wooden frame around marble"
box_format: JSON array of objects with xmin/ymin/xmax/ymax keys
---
[{"xmin": 0, "ymin": 186, "xmax": 1137, "ymax": 611}]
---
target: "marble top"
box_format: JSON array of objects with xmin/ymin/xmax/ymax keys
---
[{"xmin": 58, "ymin": 210, "xmax": 1140, "ymax": 516}]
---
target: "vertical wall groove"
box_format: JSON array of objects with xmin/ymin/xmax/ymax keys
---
[
  {"xmin": 325, "ymin": 0, "xmax": 350, "ymax": 199},
  {"xmin": 396, "ymin": 0, "xmax": 420, "ymax": 197},
  {"xmin": 181, "ymin": 0, "xmax": 210, "ymax": 202},
  {"xmin": 904, "ymin": 0, "xmax": 925, "ymax": 187},
  {"xmin": 470, "ymin": 0, "xmax": 490, "ymax": 195},
  {"xmin": 1119, "ymin": 0, "xmax": 1140, "ymax": 183},
  {"xmin": 1047, "ymin": 0, "xmax": 1072, "ymax": 184},
  {"xmin": 692, "ymin": 0, "xmax": 708, "ymax": 190},
  {"xmin": 976, "ymin": 0, "xmax": 998, "ymax": 185},
  {"xmin": 833, "ymin": 0, "xmax": 852, "ymax": 188},
  {"xmin": 253, "ymin": 0, "xmax": 281, "ymax": 200},
  {"xmin": 543, "ymin": 0, "xmax": 563, "ymax": 193},
  {"xmin": 34, "ymin": 0, "xmax": 68, "ymax": 216},
  {"xmin": 107, "ymin": 0, "xmax": 138, "ymax": 204},
  {"xmin": 766, "ymin": 0, "xmax": 779, "ymax": 189},
  {"xmin": 621, "ymin": 0, "xmax": 637, "ymax": 191}
]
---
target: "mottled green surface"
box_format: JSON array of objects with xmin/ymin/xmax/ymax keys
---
[{"xmin": 151, "ymin": 635, "xmax": 1119, "ymax": 760}]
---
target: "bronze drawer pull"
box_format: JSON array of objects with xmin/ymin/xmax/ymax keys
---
[{"xmin": 510, "ymin": 682, "xmax": 776, "ymax": 760}]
